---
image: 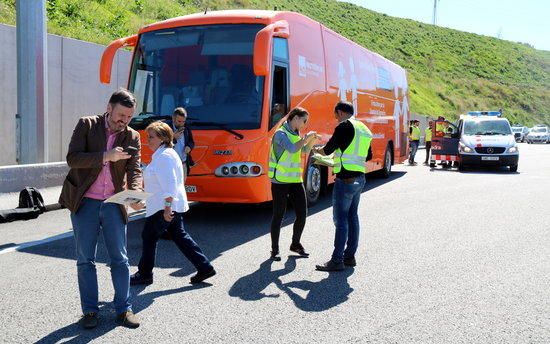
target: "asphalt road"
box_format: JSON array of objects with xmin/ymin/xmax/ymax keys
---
[{"xmin": 0, "ymin": 142, "xmax": 549, "ymax": 343}]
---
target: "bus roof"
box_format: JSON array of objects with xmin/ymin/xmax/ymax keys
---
[
  {"xmin": 140, "ymin": 10, "xmax": 279, "ymax": 34},
  {"xmin": 138, "ymin": 9, "xmax": 406, "ymax": 74}
]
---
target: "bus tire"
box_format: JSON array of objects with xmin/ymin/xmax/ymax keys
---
[
  {"xmin": 305, "ymin": 160, "xmax": 322, "ymax": 206},
  {"xmin": 378, "ymin": 144, "xmax": 393, "ymax": 179}
]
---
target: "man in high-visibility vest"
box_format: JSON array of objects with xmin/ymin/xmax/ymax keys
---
[
  {"xmin": 424, "ymin": 120, "xmax": 433, "ymax": 165},
  {"xmin": 409, "ymin": 120, "xmax": 421, "ymax": 165},
  {"xmin": 312, "ymin": 101, "xmax": 372, "ymax": 271}
]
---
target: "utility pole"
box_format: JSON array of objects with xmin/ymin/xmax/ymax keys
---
[
  {"xmin": 16, "ymin": 0, "xmax": 49, "ymax": 163},
  {"xmin": 432, "ymin": 0, "xmax": 439, "ymax": 26}
]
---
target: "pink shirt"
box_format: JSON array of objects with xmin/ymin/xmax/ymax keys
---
[{"xmin": 84, "ymin": 119, "xmax": 118, "ymax": 200}]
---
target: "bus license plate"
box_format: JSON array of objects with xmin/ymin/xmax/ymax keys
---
[
  {"xmin": 185, "ymin": 185, "xmax": 197, "ymax": 193},
  {"xmin": 481, "ymin": 156, "xmax": 499, "ymax": 161}
]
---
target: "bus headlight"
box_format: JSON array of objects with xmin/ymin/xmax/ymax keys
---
[
  {"xmin": 508, "ymin": 146, "xmax": 518, "ymax": 153},
  {"xmin": 240, "ymin": 165, "xmax": 249, "ymax": 174},
  {"xmin": 215, "ymin": 162, "xmax": 263, "ymax": 177}
]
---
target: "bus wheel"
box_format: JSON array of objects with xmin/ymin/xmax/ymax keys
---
[
  {"xmin": 305, "ymin": 162, "xmax": 322, "ymax": 205},
  {"xmin": 378, "ymin": 145, "xmax": 393, "ymax": 178}
]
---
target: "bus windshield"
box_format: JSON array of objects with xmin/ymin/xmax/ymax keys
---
[
  {"xmin": 463, "ymin": 120, "xmax": 512, "ymax": 136},
  {"xmin": 129, "ymin": 24, "xmax": 265, "ymax": 130}
]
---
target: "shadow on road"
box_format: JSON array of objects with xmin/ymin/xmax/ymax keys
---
[
  {"xmin": 229, "ymin": 256, "xmax": 303, "ymax": 301},
  {"xmin": 230, "ymin": 256, "xmax": 354, "ymax": 312},
  {"xmin": 429, "ymin": 165, "xmax": 519, "ymax": 175},
  {"xmin": 26, "ymin": 171, "xmax": 404, "ymax": 341},
  {"xmin": 277, "ymin": 268, "xmax": 354, "ymax": 312},
  {"xmin": 132, "ymin": 283, "xmax": 213, "ymax": 314},
  {"xmin": 34, "ymin": 302, "xmax": 116, "ymax": 344}
]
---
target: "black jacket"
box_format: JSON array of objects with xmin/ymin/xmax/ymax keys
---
[{"xmin": 173, "ymin": 125, "xmax": 195, "ymax": 169}]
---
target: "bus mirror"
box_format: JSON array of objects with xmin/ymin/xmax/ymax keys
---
[
  {"xmin": 253, "ymin": 21, "xmax": 289, "ymax": 76},
  {"xmin": 100, "ymin": 35, "xmax": 138, "ymax": 84}
]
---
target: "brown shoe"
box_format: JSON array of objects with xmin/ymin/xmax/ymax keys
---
[
  {"xmin": 81, "ymin": 312, "xmax": 98, "ymax": 329},
  {"xmin": 117, "ymin": 310, "xmax": 140, "ymax": 328}
]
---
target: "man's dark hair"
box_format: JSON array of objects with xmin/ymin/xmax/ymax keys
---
[
  {"xmin": 334, "ymin": 101, "xmax": 354, "ymax": 116},
  {"xmin": 173, "ymin": 107, "xmax": 187, "ymax": 118},
  {"xmin": 108, "ymin": 88, "xmax": 136, "ymax": 108}
]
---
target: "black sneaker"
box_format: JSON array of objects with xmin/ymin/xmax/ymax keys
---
[
  {"xmin": 289, "ymin": 243, "xmax": 310, "ymax": 257},
  {"xmin": 315, "ymin": 260, "xmax": 345, "ymax": 271},
  {"xmin": 344, "ymin": 257, "xmax": 357, "ymax": 267},
  {"xmin": 270, "ymin": 251, "xmax": 282, "ymax": 261},
  {"xmin": 190, "ymin": 267, "xmax": 216, "ymax": 284},
  {"xmin": 130, "ymin": 271, "xmax": 153, "ymax": 286},
  {"xmin": 81, "ymin": 312, "xmax": 98, "ymax": 329}
]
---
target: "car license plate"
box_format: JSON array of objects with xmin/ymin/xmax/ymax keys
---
[
  {"xmin": 481, "ymin": 156, "xmax": 499, "ymax": 161},
  {"xmin": 185, "ymin": 185, "xmax": 197, "ymax": 193}
]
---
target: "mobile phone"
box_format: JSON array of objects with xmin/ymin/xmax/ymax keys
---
[{"xmin": 125, "ymin": 146, "xmax": 138, "ymax": 154}]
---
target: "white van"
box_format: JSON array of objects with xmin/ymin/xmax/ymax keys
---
[{"xmin": 457, "ymin": 115, "xmax": 519, "ymax": 172}]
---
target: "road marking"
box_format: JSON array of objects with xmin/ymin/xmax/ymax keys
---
[
  {"xmin": 0, "ymin": 211, "xmax": 147, "ymax": 256},
  {"xmin": 0, "ymin": 231, "xmax": 73, "ymax": 255}
]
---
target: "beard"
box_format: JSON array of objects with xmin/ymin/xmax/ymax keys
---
[{"xmin": 107, "ymin": 114, "xmax": 126, "ymax": 132}]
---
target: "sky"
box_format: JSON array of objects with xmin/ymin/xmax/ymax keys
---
[{"xmin": 341, "ymin": 0, "xmax": 550, "ymax": 51}]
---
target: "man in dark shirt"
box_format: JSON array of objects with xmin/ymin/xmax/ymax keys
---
[
  {"xmin": 312, "ymin": 101, "xmax": 372, "ymax": 271},
  {"xmin": 317, "ymin": 116, "xmax": 372, "ymax": 179}
]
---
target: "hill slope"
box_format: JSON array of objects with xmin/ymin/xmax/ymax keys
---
[{"xmin": 1, "ymin": 0, "xmax": 548, "ymax": 124}]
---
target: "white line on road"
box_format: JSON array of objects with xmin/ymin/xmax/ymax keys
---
[
  {"xmin": 0, "ymin": 231, "xmax": 73, "ymax": 255},
  {"xmin": 0, "ymin": 210, "xmax": 147, "ymax": 256}
]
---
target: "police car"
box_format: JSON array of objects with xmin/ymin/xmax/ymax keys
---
[{"xmin": 457, "ymin": 111, "xmax": 519, "ymax": 172}]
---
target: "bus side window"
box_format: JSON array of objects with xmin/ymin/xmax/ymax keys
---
[
  {"xmin": 270, "ymin": 66, "xmax": 288, "ymax": 129},
  {"xmin": 270, "ymin": 38, "xmax": 289, "ymax": 129}
]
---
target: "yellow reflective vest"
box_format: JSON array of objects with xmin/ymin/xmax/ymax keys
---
[
  {"xmin": 268, "ymin": 125, "xmax": 303, "ymax": 183},
  {"xmin": 410, "ymin": 126, "xmax": 421, "ymax": 141},
  {"xmin": 425, "ymin": 127, "xmax": 432, "ymax": 142},
  {"xmin": 334, "ymin": 119, "xmax": 373, "ymax": 173}
]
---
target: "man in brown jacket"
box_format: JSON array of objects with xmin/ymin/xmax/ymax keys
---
[{"xmin": 59, "ymin": 89, "xmax": 143, "ymax": 329}]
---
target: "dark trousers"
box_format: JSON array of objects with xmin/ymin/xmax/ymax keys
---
[
  {"xmin": 270, "ymin": 182, "xmax": 307, "ymax": 252},
  {"xmin": 138, "ymin": 210, "xmax": 212, "ymax": 276},
  {"xmin": 425, "ymin": 141, "xmax": 432, "ymax": 162},
  {"xmin": 409, "ymin": 140, "xmax": 419, "ymax": 163}
]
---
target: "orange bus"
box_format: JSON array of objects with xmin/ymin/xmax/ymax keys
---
[{"xmin": 100, "ymin": 10, "xmax": 409, "ymax": 204}]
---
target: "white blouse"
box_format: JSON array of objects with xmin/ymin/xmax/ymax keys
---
[{"xmin": 144, "ymin": 146, "xmax": 189, "ymax": 217}]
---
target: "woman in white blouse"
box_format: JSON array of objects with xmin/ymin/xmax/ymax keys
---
[{"xmin": 131, "ymin": 121, "xmax": 215, "ymax": 285}]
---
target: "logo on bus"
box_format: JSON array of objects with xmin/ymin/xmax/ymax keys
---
[
  {"xmin": 298, "ymin": 55, "xmax": 324, "ymax": 78},
  {"xmin": 214, "ymin": 150, "xmax": 232, "ymax": 155}
]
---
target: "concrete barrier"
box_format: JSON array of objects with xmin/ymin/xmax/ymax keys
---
[{"xmin": 0, "ymin": 162, "xmax": 68, "ymax": 193}]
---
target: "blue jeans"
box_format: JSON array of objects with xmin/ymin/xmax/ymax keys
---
[
  {"xmin": 138, "ymin": 210, "xmax": 212, "ymax": 276},
  {"xmin": 70, "ymin": 198, "xmax": 131, "ymax": 315},
  {"xmin": 409, "ymin": 140, "xmax": 419, "ymax": 163},
  {"xmin": 331, "ymin": 176, "xmax": 366, "ymax": 263}
]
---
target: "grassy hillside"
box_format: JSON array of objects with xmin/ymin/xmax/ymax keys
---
[{"xmin": 1, "ymin": 0, "xmax": 549, "ymax": 125}]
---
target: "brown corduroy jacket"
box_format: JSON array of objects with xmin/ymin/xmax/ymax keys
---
[{"xmin": 58, "ymin": 113, "xmax": 142, "ymax": 222}]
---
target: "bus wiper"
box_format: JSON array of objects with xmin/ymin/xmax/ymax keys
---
[
  {"xmin": 191, "ymin": 121, "xmax": 244, "ymax": 140},
  {"xmin": 131, "ymin": 114, "xmax": 171, "ymax": 123},
  {"xmin": 136, "ymin": 113, "xmax": 170, "ymax": 120}
]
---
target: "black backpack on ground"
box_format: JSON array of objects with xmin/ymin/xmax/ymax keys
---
[
  {"xmin": 18, "ymin": 187, "xmax": 46, "ymax": 213},
  {"xmin": 0, "ymin": 187, "xmax": 45, "ymax": 223}
]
